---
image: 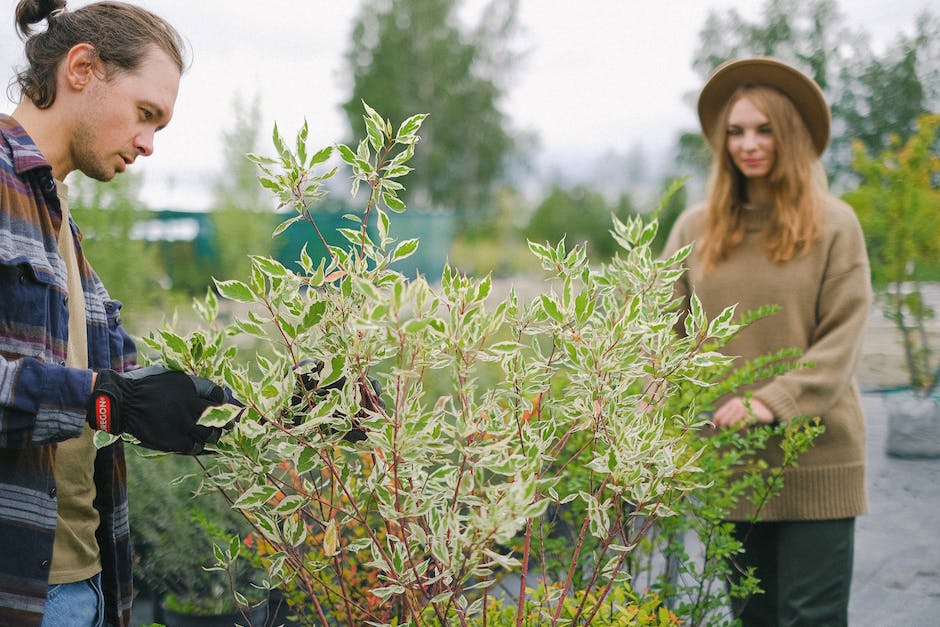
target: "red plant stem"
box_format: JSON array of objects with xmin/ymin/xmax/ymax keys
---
[
  {"xmin": 331, "ymin": 554, "xmax": 356, "ymax": 624},
  {"xmin": 305, "ymin": 575, "xmax": 331, "ymax": 626},
  {"xmin": 515, "ymin": 519, "xmax": 535, "ymax": 627},
  {"xmin": 550, "ymin": 476, "xmax": 610, "ymax": 624},
  {"xmin": 301, "ymin": 206, "xmax": 336, "ymax": 268},
  {"xmin": 261, "ymin": 295, "xmax": 298, "ymax": 364},
  {"xmin": 571, "ymin": 499, "xmax": 632, "ymax": 623}
]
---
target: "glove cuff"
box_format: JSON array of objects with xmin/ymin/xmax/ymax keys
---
[{"xmin": 87, "ymin": 370, "xmax": 125, "ymax": 434}]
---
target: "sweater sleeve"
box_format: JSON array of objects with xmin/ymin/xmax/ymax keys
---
[{"xmin": 752, "ymin": 208, "xmax": 873, "ymax": 422}]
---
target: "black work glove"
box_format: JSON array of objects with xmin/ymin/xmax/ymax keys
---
[
  {"xmin": 87, "ymin": 365, "xmax": 235, "ymax": 454},
  {"xmin": 291, "ymin": 360, "xmax": 384, "ymax": 443}
]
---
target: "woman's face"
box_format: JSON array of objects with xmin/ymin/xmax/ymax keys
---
[{"xmin": 725, "ymin": 96, "xmax": 776, "ymax": 180}]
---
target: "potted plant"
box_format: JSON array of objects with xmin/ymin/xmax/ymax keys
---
[
  {"xmin": 845, "ymin": 113, "xmax": 940, "ymax": 457},
  {"xmin": 139, "ymin": 105, "xmax": 821, "ymax": 625}
]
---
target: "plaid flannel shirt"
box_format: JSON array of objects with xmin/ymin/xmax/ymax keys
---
[{"xmin": 0, "ymin": 114, "xmax": 136, "ymax": 626}]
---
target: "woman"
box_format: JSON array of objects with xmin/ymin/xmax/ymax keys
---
[{"xmin": 662, "ymin": 57, "xmax": 872, "ymax": 625}]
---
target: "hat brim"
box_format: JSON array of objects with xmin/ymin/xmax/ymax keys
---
[{"xmin": 697, "ymin": 57, "xmax": 830, "ymax": 156}]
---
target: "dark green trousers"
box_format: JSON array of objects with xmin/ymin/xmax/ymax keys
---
[{"xmin": 730, "ymin": 518, "xmax": 855, "ymax": 627}]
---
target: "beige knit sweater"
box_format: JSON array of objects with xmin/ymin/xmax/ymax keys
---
[{"xmin": 662, "ymin": 197, "xmax": 872, "ymax": 521}]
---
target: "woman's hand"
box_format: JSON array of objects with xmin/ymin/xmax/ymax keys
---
[{"xmin": 712, "ymin": 396, "xmax": 774, "ymax": 428}]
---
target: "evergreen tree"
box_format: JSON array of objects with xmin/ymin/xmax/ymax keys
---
[{"xmin": 342, "ymin": 0, "xmax": 521, "ymax": 225}]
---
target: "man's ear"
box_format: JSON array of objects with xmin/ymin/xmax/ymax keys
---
[{"xmin": 62, "ymin": 43, "xmax": 99, "ymax": 92}]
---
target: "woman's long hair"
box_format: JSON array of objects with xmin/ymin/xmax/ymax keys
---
[{"xmin": 698, "ymin": 85, "xmax": 826, "ymax": 273}]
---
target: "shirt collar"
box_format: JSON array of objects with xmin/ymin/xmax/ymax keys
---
[{"xmin": 0, "ymin": 113, "xmax": 54, "ymax": 176}]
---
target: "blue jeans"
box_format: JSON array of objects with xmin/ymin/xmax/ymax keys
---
[{"xmin": 41, "ymin": 572, "xmax": 104, "ymax": 627}]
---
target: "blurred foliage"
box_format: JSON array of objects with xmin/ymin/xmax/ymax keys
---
[
  {"xmin": 649, "ymin": 176, "xmax": 687, "ymax": 257},
  {"xmin": 209, "ymin": 93, "xmax": 276, "ymax": 284},
  {"xmin": 844, "ymin": 113, "xmax": 940, "ymax": 393},
  {"xmin": 525, "ymin": 185, "xmax": 636, "ymax": 261},
  {"xmin": 448, "ymin": 188, "xmax": 541, "ymax": 276},
  {"xmin": 342, "ymin": 0, "xmax": 523, "ymax": 226},
  {"xmin": 126, "ymin": 450, "xmax": 261, "ymax": 609},
  {"xmin": 687, "ymin": 0, "xmax": 939, "ymax": 185},
  {"xmin": 70, "ymin": 171, "xmax": 170, "ymax": 316}
]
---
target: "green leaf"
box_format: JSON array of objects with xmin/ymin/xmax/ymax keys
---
[
  {"xmin": 272, "ymin": 214, "xmax": 305, "ymax": 238},
  {"xmin": 527, "ymin": 240, "xmax": 551, "ymax": 260},
  {"xmin": 198, "ymin": 404, "xmax": 242, "ymax": 428},
  {"xmin": 540, "ymin": 294, "xmax": 564, "ymax": 323},
  {"xmin": 296, "ymin": 448, "xmax": 318, "ymax": 474},
  {"xmin": 273, "ymin": 495, "xmax": 307, "ymax": 516},
  {"xmin": 272, "ymin": 123, "xmax": 293, "ymax": 165},
  {"xmin": 395, "ymin": 113, "xmax": 429, "ymax": 143},
  {"xmin": 371, "ymin": 585, "xmax": 405, "ymax": 601},
  {"xmin": 246, "ymin": 152, "xmax": 278, "ymax": 166},
  {"xmin": 377, "ymin": 208, "xmax": 390, "ymax": 243},
  {"xmin": 383, "ymin": 165, "xmax": 413, "ymax": 178},
  {"xmin": 214, "ymin": 279, "xmax": 255, "ymax": 303},
  {"xmin": 354, "ymin": 158, "xmax": 374, "ymax": 175},
  {"xmin": 233, "ymin": 485, "xmax": 280, "ymax": 509},
  {"xmin": 383, "ymin": 191, "xmax": 406, "ymax": 213},
  {"xmin": 393, "ymin": 238, "xmax": 419, "ymax": 261},
  {"xmin": 336, "ymin": 143, "xmax": 357, "ymax": 165},
  {"xmin": 689, "ymin": 292, "xmax": 706, "ymax": 332},
  {"xmin": 258, "ymin": 176, "xmax": 281, "ymax": 192},
  {"xmin": 302, "ymin": 300, "xmax": 327, "ymax": 329},
  {"xmin": 251, "ymin": 255, "xmax": 290, "ymax": 278},
  {"xmin": 295, "ymin": 120, "xmax": 309, "ymax": 165},
  {"xmin": 308, "ymin": 145, "xmax": 333, "ymax": 166},
  {"xmin": 361, "ymin": 100, "xmax": 383, "ymax": 125},
  {"xmin": 365, "ymin": 116, "xmax": 384, "ymax": 152},
  {"xmin": 475, "ymin": 275, "xmax": 492, "ymax": 302},
  {"xmin": 157, "ymin": 330, "xmax": 188, "ymax": 357},
  {"xmin": 283, "ymin": 514, "xmax": 307, "ymax": 547},
  {"xmin": 337, "ymin": 227, "xmax": 366, "ymax": 246},
  {"xmin": 93, "ymin": 430, "xmax": 120, "ymax": 449},
  {"xmin": 298, "ymin": 243, "xmax": 314, "ymax": 274}
]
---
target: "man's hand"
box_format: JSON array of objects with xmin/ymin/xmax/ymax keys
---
[
  {"xmin": 711, "ymin": 396, "xmax": 774, "ymax": 428},
  {"xmin": 87, "ymin": 365, "xmax": 235, "ymax": 453}
]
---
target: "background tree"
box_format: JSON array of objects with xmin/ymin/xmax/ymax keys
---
[
  {"xmin": 829, "ymin": 13, "xmax": 940, "ymax": 179},
  {"xmin": 683, "ymin": 0, "xmax": 939, "ymax": 185},
  {"xmin": 209, "ymin": 93, "xmax": 274, "ymax": 283},
  {"xmin": 342, "ymin": 0, "xmax": 521, "ymax": 226},
  {"xmin": 843, "ymin": 114, "xmax": 940, "ymax": 392}
]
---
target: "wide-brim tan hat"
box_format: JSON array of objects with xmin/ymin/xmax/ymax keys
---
[{"xmin": 697, "ymin": 56, "xmax": 830, "ymax": 156}]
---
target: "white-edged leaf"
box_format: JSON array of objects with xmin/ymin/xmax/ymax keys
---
[{"xmin": 214, "ymin": 279, "xmax": 254, "ymax": 303}]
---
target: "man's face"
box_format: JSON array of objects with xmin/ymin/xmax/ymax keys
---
[{"xmin": 72, "ymin": 45, "xmax": 180, "ymax": 182}]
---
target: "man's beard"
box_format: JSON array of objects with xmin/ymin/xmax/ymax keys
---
[{"xmin": 71, "ymin": 120, "xmax": 118, "ymax": 182}]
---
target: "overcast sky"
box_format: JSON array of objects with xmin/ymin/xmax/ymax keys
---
[{"xmin": 0, "ymin": 0, "xmax": 932, "ymax": 209}]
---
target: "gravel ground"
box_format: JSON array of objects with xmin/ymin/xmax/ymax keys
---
[{"xmin": 850, "ymin": 393, "xmax": 940, "ymax": 626}]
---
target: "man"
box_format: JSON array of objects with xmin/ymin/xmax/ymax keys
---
[{"xmin": 1, "ymin": 2, "xmax": 234, "ymax": 625}]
